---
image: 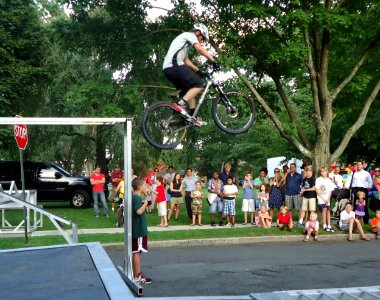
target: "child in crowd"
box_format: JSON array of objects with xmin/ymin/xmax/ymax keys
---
[
  {"xmin": 256, "ymin": 205, "xmax": 272, "ymax": 228},
  {"xmin": 277, "ymin": 205, "xmax": 293, "ymax": 232},
  {"xmin": 257, "ymin": 184, "xmax": 269, "ymax": 210},
  {"xmin": 339, "ymin": 202, "xmax": 370, "ymax": 241},
  {"xmin": 153, "ymin": 176, "xmax": 168, "ymax": 227},
  {"xmin": 316, "ymin": 167, "xmax": 336, "ymax": 232},
  {"xmin": 303, "ymin": 212, "xmax": 320, "ymax": 242},
  {"xmin": 242, "ymin": 172, "xmax": 255, "ymax": 225},
  {"xmin": 298, "ymin": 166, "xmax": 317, "ymax": 226},
  {"xmin": 131, "ymin": 177, "xmax": 152, "ymax": 284},
  {"xmin": 370, "ymin": 209, "xmax": 380, "ymax": 240},
  {"xmin": 191, "ymin": 181, "xmax": 204, "ymax": 226},
  {"xmin": 145, "ymin": 182, "xmax": 153, "ymax": 214},
  {"xmin": 354, "ymin": 191, "xmax": 366, "ymax": 225},
  {"xmin": 223, "ymin": 176, "xmax": 238, "ymax": 227}
]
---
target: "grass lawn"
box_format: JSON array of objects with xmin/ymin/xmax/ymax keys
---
[
  {"xmin": 1, "ymin": 188, "xmax": 278, "ymax": 229},
  {"xmin": 0, "ymin": 188, "xmax": 375, "ymax": 250},
  {"xmin": 0, "ymin": 226, "xmax": 313, "ymax": 250}
]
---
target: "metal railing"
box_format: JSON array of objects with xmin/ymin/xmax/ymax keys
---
[{"xmin": 0, "ymin": 183, "xmax": 78, "ymax": 244}]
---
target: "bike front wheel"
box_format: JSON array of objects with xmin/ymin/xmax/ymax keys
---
[
  {"xmin": 212, "ymin": 88, "xmax": 255, "ymax": 135},
  {"xmin": 141, "ymin": 101, "xmax": 188, "ymax": 149}
]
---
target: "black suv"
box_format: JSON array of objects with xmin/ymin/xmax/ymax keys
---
[{"xmin": 0, "ymin": 161, "xmax": 92, "ymax": 208}]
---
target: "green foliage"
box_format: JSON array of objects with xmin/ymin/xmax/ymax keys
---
[
  {"xmin": 0, "ymin": 0, "xmax": 47, "ymax": 114},
  {"xmin": 1, "ymin": 0, "xmax": 379, "ymax": 175}
]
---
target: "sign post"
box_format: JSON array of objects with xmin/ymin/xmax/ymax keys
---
[{"xmin": 13, "ymin": 115, "xmax": 29, "ymax": 244}]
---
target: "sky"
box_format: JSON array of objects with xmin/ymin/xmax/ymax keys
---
[{"xmin": 146, "ymin": 0, "xmax": 202, "ymax": 21}]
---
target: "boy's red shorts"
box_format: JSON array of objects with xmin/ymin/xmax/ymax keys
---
[{"xmin": 132, "ymin": 236, "xmax": 148, "ymax": 253}]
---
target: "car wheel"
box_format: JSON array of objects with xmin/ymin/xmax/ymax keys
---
[{"xmin": 70, "ymin": 190, "xmax": 90, "ymax": 208}]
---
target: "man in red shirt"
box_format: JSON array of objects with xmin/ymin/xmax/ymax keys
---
[
  {"xmin": 110, "ymin": 165, "xmax": 124, "ymax": 211},
  {"xmin": 90, "ymin": 166, "xmax": 109, "ymax": 218}
]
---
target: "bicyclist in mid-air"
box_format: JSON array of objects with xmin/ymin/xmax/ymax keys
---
[{"xmin": 163, "ymin": 23, "xmax": 220, "ymax": 126}]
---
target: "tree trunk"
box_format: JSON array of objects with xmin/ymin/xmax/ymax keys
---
[
  {"xmin": 95, "ymin": 126, "xmax": 109, "ymax": 180},
  {"xmin": 312, "ymin": 131, "xmax": 331, "ymax": 173}
]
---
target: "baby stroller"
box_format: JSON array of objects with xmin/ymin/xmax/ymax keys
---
[{"xmin": 331, "ymin": 189, "xmax": 352, "ymax": 219}]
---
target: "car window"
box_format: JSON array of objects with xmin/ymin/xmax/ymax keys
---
[{"xmin": 38, "ymin": 166, "xmax": 57, "ymax": 179}]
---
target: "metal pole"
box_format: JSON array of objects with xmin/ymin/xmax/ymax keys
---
[
  {"xmin": 20, "ymin": 150, "xmax": 28, "ymax": 244},
  {"xmin": 123, "ymin": 120, "xmax": 133, "ymax": 278}
]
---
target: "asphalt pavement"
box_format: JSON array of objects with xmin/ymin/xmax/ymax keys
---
[{"xmin": 106, "ymin": 240, "xmax": 380, "ymax": 298}]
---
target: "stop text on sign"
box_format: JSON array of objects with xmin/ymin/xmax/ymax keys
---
[
  {"xmin": 14, "ymin": 125, "xmax": 27, "ymax": 139},
  {"xmin": 14, "ymin": 115, "xmax": 28, "ymax": 150}
]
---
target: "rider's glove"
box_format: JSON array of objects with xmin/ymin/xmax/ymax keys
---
[
  {"xmin": 212, "ymin": 60, "xmax": 221, "ymax": 72},
  {"xmin": 196, "ymin": 69, "xmax": 207, "ymax": 78}
]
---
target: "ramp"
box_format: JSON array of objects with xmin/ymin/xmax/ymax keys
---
[{"xmin": 0, "ymin": 243, "xmax": 134, "ymax": 300}]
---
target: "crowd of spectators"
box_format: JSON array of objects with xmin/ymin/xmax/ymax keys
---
[{"xmin": 106, "ymin": 160, "xmax": 380, "ymax": 241}]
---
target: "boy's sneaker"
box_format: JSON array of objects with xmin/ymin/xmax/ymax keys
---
[
  {"xmin": 303, "ymin": 236, "xmax": 310, "ymax": 242},
  {"xmin": 286, "ymin": 227, "xmax": 292, "ymax": 232},
  {"xmin": 295, "ymin": 222, "xmax": 303, "ymax": 227},
  {"xmin": 219, "ymin": 220, "xmax": 224, "ymax": 226},
  {"xmin": 327, "ymin": 226, "xmax": 334, "ymax": 233},
  {"xmin": 314, "ymin": 236, "xmax": 321, "ymax": 242},
  {"xmin": 231, "ymin": 222, "xmax": 235, "ymax": 227},
  {"xmin": 210, "ymin": 221, "xmax": 216, "ymax": 226},
  {"xmin": 135, "ymin": 272, "xmax": 152, "ymax": 284},
  {"xmin": 325, "ymin": 227, "xmax": 331, "ymax": 232}
]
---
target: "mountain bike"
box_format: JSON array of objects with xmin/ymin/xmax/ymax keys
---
[{"xmin": 141, "ymin": 65, "xmax": 256, "ymax": 149}]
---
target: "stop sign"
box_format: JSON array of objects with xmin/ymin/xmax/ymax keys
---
[{"xmin": 14, "ymin": 115, "xmax": 28, "ymax": 150}]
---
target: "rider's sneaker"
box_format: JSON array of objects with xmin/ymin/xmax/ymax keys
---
[
  {"xmin": 192, "ymin": 117, "xmax": 208, "ymax": 127},
  {"xmin": 177, "ymin": 99, "xmax": 187, "ymax": 107},
  {"xmin": 172, "ymin": 103, "xmax": 191, "ymax": 118}
]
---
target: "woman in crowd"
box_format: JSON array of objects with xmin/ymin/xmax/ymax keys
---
[
  {"xmin": 168, "ymin": 173, "xmax": 184, "ymax": 221},
  {"xmin": 268, "ymin": 168, "xmax": 283, "ymax": 219}
]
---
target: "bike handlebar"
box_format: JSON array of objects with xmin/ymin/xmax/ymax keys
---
[{"xmin": 201, "ymin": 63, "xmax": 219, "ymax": 79}]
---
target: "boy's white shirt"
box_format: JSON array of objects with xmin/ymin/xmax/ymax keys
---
[
  {"xmin": 339, "ymin": 210, "xmax": 355, "ymax": 227},
  {"xmin": 223, "ymin": 184, "xmax": 238, "ymax": 198},
  {"xmin": 315, "ymin": 176, "xmax": 336, "ymax": 205}
]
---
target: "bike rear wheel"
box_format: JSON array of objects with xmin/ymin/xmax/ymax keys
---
[
  {"xmin": 141, "ymin": 101, "xmax": 188, "ymax": 149},
  {"xmin": 212, "ymin": 88, "xmax": 255, "ymax": 135}
]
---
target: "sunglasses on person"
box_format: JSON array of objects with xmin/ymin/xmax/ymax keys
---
[
  {"xmin": 274, "ymin": 170, "xmax": 280, "ymax": 173},
  {"xmin": 375, "ymin": 170, "xmax": 380, "ymax": 173}
]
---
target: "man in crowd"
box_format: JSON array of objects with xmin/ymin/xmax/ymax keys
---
[
  {"xmin": 164, "ymin": 165, "xmax": 175, "ymax": 205},
  {"xmin": 90, "ymin": 166, "xmax": 109, "ymax": 218},
  {"xmin": 219, "ymin": 163, "xmax": 236, "ymax": 185},
  {"xmin": 284, "ymin": 163, "xmax": 303, "ymax": 226},
  {"xmin": 347, "ymin": 161, "xmax": 373, "ymax": 224},
  {"xmin": 110, "ymin": 165, "xmax": 124, "ymax": 212},
  {"xmin": 183, "ymin": 168, "xmax": 197, "ymax": 221}
]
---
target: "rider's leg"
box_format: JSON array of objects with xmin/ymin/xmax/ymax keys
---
[{"xmin": 182, "ymin": 87, "xmax": 204, "ymax": 109}]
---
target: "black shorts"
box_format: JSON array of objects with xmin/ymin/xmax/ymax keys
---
[{"xmin": 163, "ymin": 65, "xmax": 203, "ymax": 97}]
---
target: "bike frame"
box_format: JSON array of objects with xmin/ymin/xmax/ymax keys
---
[{"xmin": 191, "ymin": 73, "xmax": 225, "ymax": 118}]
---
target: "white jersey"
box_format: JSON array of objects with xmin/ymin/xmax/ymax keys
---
[{"xmin": 163, "ymin": 32, "xmax": 199, "ymax": 69}]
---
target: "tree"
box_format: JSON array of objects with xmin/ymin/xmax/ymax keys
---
[
  {"xmin": 181, "ymin": 0, "xmax": 380, "ymax": 170},
  {"xmin": 0, "ymin": 0, "xmax": 48, "ymax": 157}
]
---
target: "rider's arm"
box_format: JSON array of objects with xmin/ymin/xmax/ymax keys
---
[
  {"xmin": 184, "ymin": 57, "xmax": 199, "ymax": 72},
  {"xmin": 193, "ymin": 43, "xmax": 216, "ymax": 63}
]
